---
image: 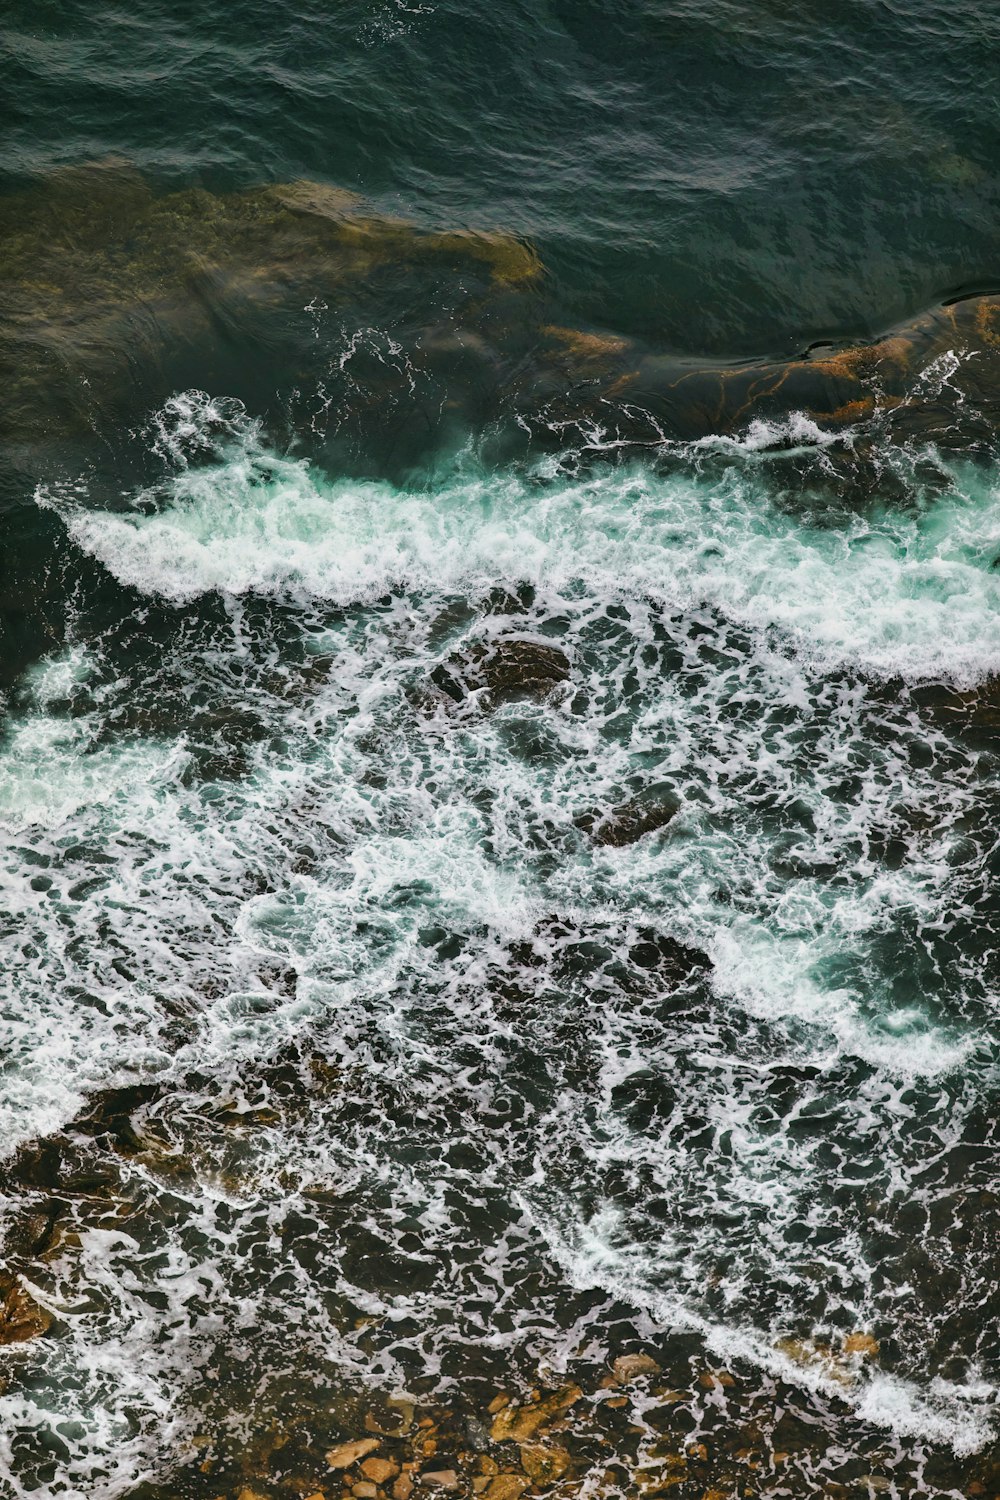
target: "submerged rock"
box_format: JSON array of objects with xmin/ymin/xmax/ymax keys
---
[
  {"xmin": 6, "ymin": 159, "xmax": 1000, "ymax": 470},
  {"xmin": 481, "ymin": 1479, "xmax": 529, "ymax": 1500},
  {"xmin": 0, "ymin": 160, "xmax": 541, "ymax": 451},
  {"xmin": 518, "ymin": 1442, "xmax": 571, "ymax": 1485},
  {"xmin": 526, "ymin": 291, "xmax": 1000, "ymax": 453},
  {"xmin": 611, "ymin": 1353, "xmax": 661, "ymax": 1384},
  {"xmin": 489, "ymin": 1384, "xmax": 582, "ymax": 1442},
  {"xmin": 326, "ymin": 1437, "xmax": 382, "ymax": 1470},
  {"xmin": 773, "ymin": 1332, "xmax": 879, "ymax": 1387}
]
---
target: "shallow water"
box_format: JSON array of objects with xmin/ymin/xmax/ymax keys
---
[{"xmin": 4, "ymin": 3, "xmax": 1000, "ymax": 1497}]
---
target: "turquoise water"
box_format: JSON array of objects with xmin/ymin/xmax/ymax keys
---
[{"xmin": 3, "ymin": 4, "xmax": 1000, "ymax": 1497}]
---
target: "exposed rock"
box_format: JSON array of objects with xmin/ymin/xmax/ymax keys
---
[
  {"xmin": 432, "ymin": 637, "xmax": 571, "ymax": 709},
  {"xmin": 0, "ymin": 1279, "xmax": 53, "ymax": 1343},
  {"xmin": 611, "ymin": 1353, "xmax": 661, "ymax": 1384},
  {"xmin": 327, "ymin": 1437, "xmax": 382, "ymax": 1469},
  {"xmin": 528, "ymin": 290, "xmax": 1000, "ymax": 457},
  {"xmin": 576, "ymin": 793, "xmax": 678, "ymax": 848}
]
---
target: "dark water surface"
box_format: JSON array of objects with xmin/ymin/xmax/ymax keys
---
[{"xmin": 3, "ymin": 3, "xmax": 1000, "ymax": 1497}]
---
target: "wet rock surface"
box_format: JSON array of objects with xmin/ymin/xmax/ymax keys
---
[
  {"xmin": 105, "ymin": 1348, "xmax": 1000, "ymax": 1500},
  {"xmin": 0, "ymin": 1000, "xmax": 994, "ymax": 1500},
  {"xmin": 431, "ymin": 638, "xmax": 571, "ymax": 709},
  {"xmin": 575, "ymin": 792, "xmax": 679, "ymax": 848}
]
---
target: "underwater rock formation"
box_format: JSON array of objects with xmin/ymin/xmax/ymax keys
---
[
  {"xmin": 0, "ymin": 160, "xmax": 540, "ymax": 451},
  {"xmin": 531, "ymin": 296, "xmax": 1000, "ymax": 448},
  {"xmin": 5, "ymin": 161, "xmax": 1000, "ymax": 461}
]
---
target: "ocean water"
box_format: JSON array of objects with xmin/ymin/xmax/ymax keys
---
[{"xmin": 3, "ymin": 3, "xmax": 1000, "ymax": 1498}]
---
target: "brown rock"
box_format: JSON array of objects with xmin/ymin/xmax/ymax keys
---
[
  {"xmin": 490, "ymin": 1384, "xmax": 583, "ymax": 1443},
  {"xmin": 392, "ymin": 1477, "xmax": 414, "ymax": 1500},
  {"xmin": 773, "ymin": 1336, "xmax": 854, "ymax": 1387},
  {"xmin": 353, "ymin": 1486, "xmax": 379, "ymax": 1500},
  {"xmin": 421, "ymin": 1473, "xmax": 460, "ymax": 1491},
  {"xmin": 611, "ymin": 1353, "xmax": 661, "ymax": 1384},
  {"xmin": 541, "ymin": 326, "xmax": 630, "ymax": 365},
  {"xmin": 484, "ymin": 1480, "xmax": 530, "ymax": 1500},
  {"xmin": 0, "ymin": 1280, "xmax": 53, "ymax": 1343},
  {"xmin": 433, "ymin": 638, "xmax": 570, "ymax": 709},
  {"xmin": 327, "ymin": 1438, "xmax": 381, "ymax": 1470},
  {"xmin": 652, "ymin": 1389, "xmax": 686, "ymax": 1406},
  {"xmin": 519, "ymin": 1443, "xmax": 571, "ymax": 1486},
  {"xmin": 362, "ymin": 1458, "xmax": 400, "ymax": 1484}
]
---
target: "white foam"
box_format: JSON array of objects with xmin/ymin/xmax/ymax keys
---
[
  {"xmin": 6, "ymin": 393, "xmax": 999, "ymax": 1483},
  {"xmin": 532, "ymin": 1197, "xmax": 995, "ymax": 1456},
  {"xmin": 40, "ymin": 396, "xmax": 1000, "ymax": 683}
]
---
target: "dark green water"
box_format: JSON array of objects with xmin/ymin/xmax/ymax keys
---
[{"xmin": 3, "ymin": 3, "xmax": 1000, "ymax": 1497}]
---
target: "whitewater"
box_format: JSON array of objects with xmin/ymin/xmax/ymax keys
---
[{"xmin": 2, "ymin": 391, "xmax": 999, "ymax": 1493}]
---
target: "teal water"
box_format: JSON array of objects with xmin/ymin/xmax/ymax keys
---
[{"xmin": 3, "ymin": 4, "xmax": 1000, "ymax": 1498}]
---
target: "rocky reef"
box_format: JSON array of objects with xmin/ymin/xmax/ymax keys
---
[{"xmin": 5, "ymin": 161, "xmax": 1000, "ymax": 466}]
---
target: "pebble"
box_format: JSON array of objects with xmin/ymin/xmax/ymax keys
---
[
  {"xmin": 362, "ymin": 1457, "xmax": 400, "ymax": 1483},
  {"xmin": 327, "ymin": 1438, "xmax": 381, "ymax": 1469},
  {"xmin": 484, "ymin": 1479, "xmax": 530, "ymax": 1500},
  {"xmin": 421, "ymin": 1471, "xmax": 460, "ymax": 1490},
  {"xmin": 611, "ymin": 1353, "xmax": 660, "ymax": 1383}
]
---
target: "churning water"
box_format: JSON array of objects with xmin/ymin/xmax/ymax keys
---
[
  {"xmin": 6, "ymin": 1, "xmax": 1000, "ymax": 1493},
  {"xmin": 1, "ymin": 389, "xmax": 998, "ymax": 1493}
]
